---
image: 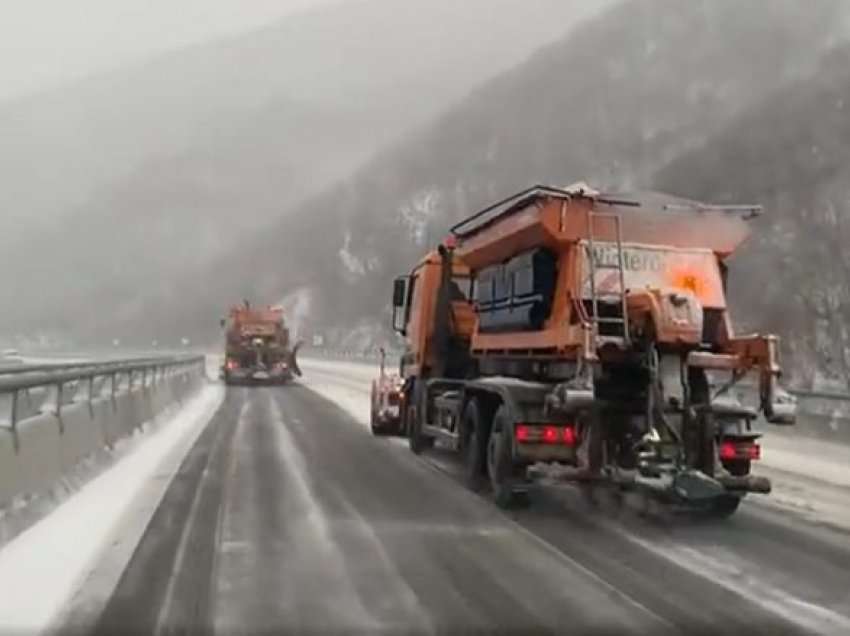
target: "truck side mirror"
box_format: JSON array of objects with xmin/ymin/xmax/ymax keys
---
[
  {"xmin": 392, "ymin": 277, "xmax": 409, "ymax": 335},
  {"xmin": 392, "ymin": 278, "xmax": 407, "ymax": 307}
]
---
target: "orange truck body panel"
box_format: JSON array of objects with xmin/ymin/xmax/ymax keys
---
[
  {"xmin": 403, "ymin": 187, "xmax": 785, "ymax": 394},
  {"xmin": 451, "ymin": 192, "xmax": 747, "ymax": 358},
  {"xmin": 228, "ymin": 306, "xmax": 290, "ymax": 345},
  {"xmin": 456, "ymin": 194, "xmax": 750, "ymax": 269}
]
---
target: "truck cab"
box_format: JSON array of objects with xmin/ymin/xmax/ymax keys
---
[{"xmin": 392, "ymin": 248, "xmax": 476, "ymax": 379}]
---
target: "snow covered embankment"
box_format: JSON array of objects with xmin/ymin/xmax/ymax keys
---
[
  {"xmin": 0, "ymin": 383, "xmax": 224, "ymax": 635},
  {"xmin": 298, "ymin": 358, "xmax": 850, "ymax": 529}
]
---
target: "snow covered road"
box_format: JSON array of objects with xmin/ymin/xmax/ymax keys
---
[
  {"xmin": 297, "ymin": 357, "xmax": 850, "ymax": 635},
  {"xmin": 5, "ymin": 357, "xmax": 849, "ymax": 634}
]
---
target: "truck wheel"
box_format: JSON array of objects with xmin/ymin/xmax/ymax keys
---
[
  {"xmin": 462, "ymin": 400, "xmax": 488, "ymax": 492},
  {"xmin": 369, "ymin": 386, "xmax": 384, "ymax": 437},
  {"xmin": 487, "ymin": 406, "xmax": 529, "ymax": 508},
  {"xmin": 708, "ymin": 495, "xmax": 741, "ymax": 519},
  {"xmin": 370, "ymin": 408, "xmax": 386, "ymax": 437},
  {"xmin": 408, "ymin": 383, "xmax": 433, "ymax": 454},
  {"xmin": 393, "ymin": 418, "xmax": 405, "ymax": 437}
]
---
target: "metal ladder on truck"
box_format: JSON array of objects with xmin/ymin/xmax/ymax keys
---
[{"xmin": 584, "ymin": 209, "xmax": 630, "ymax": 347}]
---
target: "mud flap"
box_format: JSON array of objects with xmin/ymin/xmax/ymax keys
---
[{"xmin": 765, "ymin": 385, "xmax": 796, "ymax": 425}]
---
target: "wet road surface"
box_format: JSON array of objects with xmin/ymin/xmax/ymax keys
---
[{"xmin": 87, "ymin": 381, "xmax": 850, "ymax": 635}]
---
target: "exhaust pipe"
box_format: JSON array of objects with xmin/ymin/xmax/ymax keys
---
[{"xmin": 717, "ymin": 474, "xmax": 771, "ymax": 494}]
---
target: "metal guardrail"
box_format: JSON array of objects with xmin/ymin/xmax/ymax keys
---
[
  {"xmin": 305, "ymin": 348, "xmax": 402, "ymax": 363},
  {"xmin": 0, "ymin": 355, "xmax": 205, "ymax": 452},
  {"xmin": 731, "ymin": 379, "xmax": 850, "ymax": 403},
  {"xmin": 307, "ymin": 350, "xmax": 850, "ymax": 403},
  {"xmin": 790, "ymin": 388, "xmax": 850, "ymax": 401},
  {"xmin": 0, "ymin": 356, "xmax": 181, "ymax": 377}
]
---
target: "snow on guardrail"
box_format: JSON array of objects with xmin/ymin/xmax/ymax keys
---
[{"xmin": 0, "ymin": 355, "xmax": 206, "ymax": 546}]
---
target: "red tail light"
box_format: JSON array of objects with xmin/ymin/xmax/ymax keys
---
[
  {"xmin": 515, "ymin": 424, "xmax": 576, "ymax": 446},
  {"xmin": 720, "ymin": 441, "xmax": 760, "ymax": 461}
]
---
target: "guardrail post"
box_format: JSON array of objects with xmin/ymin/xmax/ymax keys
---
[
  {"xmin": 110, "ymin": 372, "xmax": 118, "ymax": 412},
  {"xmin": 55, "ymin": 381, "xmax": 64, "ymax": 434},
  {"xmin": 87, "ymin": 375, "xmax": 95, "ymax": 418},
  {"xmin": 10, "ymin": 389, "xmax": 20, "ymax": 454}
]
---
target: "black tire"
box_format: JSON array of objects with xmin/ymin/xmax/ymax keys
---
[
  {"xmin": 393, "ymin": 419, "xmax": 406, "ymax": 438},
  {"xmin": 370, "ymin": 408, "xmax": 387, "ymax": 437},
  {"xmin": 708, "ymin": 495, "xmax": 742, "ymax": 519},
  {"xmin": 688, "ymin": 367, "xmax": 715, "ymax": 475},
  {"xmin": 699, "ymin": 411, "xmax": 716, "ymax": 477},
  {"xmin": 487, "ymin": 406, "xmax": 529, "ymax": 508},
  {"xmin": 408, "ymin": 382, "xmax": 434, "ymax": 454},
  {"xmin": 462, "ymin": 400, "xmax": 488, "ymax": 492},
  {"xmin": 724, "ymin": 458, "xmax": 751, "ymax": 477},
  {"xmin": 369, "ymin": 386, "xmax": 385, "ymax": 437}
]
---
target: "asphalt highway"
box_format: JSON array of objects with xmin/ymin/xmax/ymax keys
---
[{"xmin": 82, "ymin": 375, "xmax": 850, "ymax": 636}]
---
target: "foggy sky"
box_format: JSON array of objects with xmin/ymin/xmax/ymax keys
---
[{"xmin": 0, "ymin": 0, "xmax": 339, "ymax": 101}]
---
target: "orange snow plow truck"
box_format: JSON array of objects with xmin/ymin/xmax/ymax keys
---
[
  {"xmin": 221, "ymin": 301, "xmax": 301, "ymax": 385},
  {"xmin": 379, "ymin": 184, "xmax": 796, "ymax": 516}
]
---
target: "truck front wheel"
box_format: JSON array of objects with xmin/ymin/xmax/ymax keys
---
[
  {"xmin": 370, "ymin": 407, "xmax": 387, "ymax": 437},
  {"xmin": 407, "ymin": 382, "xmax": 433, "ymax": 454}
]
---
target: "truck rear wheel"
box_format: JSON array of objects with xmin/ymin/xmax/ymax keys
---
[
  {"xmin": 707, "ymin": 495, "xmax": 741, "ymax": 519},
  {"xmin": 462, "ymin": 400, "xmax": 488, "ymax": 493},
  {"xmin": 487, "ymin": 406, "xmax": 529, "ymax": 508}
]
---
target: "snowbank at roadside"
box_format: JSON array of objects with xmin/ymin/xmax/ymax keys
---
[{"xmin": 0, "ymin": 383, "xmax": 223, "ymax": 635}]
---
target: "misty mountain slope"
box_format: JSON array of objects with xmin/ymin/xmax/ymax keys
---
[
  {"xmin": 3, "ymin": 96, "xmax": 370, "ymax": 318},
  {"xmin": 107, "ymin": 0, "xmax": 850, "ymax": 346},
  {"xmin": 653, "ymin": 47, "xmax": 850, "ymax": 386},
  {"xmin": 0, "ymin": 0, "xmax": 608, "ymax": 239},
  {"xmin": 0, "ymin": 0, "xmax": 611, "ymax": 338}
]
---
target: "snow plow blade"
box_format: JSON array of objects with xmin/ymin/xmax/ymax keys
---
[{"xmin": 288, "ymin": 341, "xmax": 302, "ymax": 377}]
